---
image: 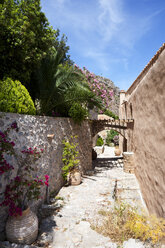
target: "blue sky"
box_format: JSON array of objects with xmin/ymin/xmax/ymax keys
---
[{"xmin": 41, "ymin": 0, "xmax": 165, "ymax": 90}]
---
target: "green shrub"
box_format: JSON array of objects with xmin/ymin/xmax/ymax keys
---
[
  {"xmin": 62, "ymin": 135, "xmax": 80, "ymax": 180},
  {"xmin": 69, "ymin": 102, "xmax": 88, "ymax": 125},
  {"xmin": 0, "ymin": 78, "xmax": 36, "ymax": 115},
  {"xmin": 106, "ymin": 130, "xmax": 119, "ymax": 146},
  {"xmin": 104, "ymin": 110, "xmax": 119, "ymax": 119},
  {"xmin": 96, "ymin": 136, "xmax": 104, "ymax": 146}
]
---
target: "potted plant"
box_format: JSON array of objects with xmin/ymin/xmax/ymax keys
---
[
  {"xmin": 113, "ymin": 135, "xmax": 121, "ymax": 156},
  {"xmin": 0, "ymin": 122, "xmax": 49, "ymax": 244},
  {"xmin": 62, "ymin": 135, "xmax": 81, "ymax": 185}
]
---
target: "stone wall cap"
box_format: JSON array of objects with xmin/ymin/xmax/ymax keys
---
[
  {"xmin": 98, "ymin": 114, "xmax": 113, "ymax": 120},
  {"xmin": 123, "ymin": 152, "xmax": 134, "ymax": 155}
]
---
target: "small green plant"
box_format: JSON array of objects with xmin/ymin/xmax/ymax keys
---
[
  {"xmin": 94, "ymin": 202, "xmax": 165, "ymax": 245},
  {"xmin": 55, "ymin": 196, "xmax": 64, "ymax": 201},
  {"xmin": 0, "ymin": 78, "xmax": 36, "ymax": 115},
  {"xmin": 96, "ymin": 136, "xmax": 104, "ymax": 146},
  {"xmin": 62, "ymin": 135, "xmax": 80, "ymax": 180},
  {"xmin": 69, "ymin": 102, "xmax": 88, "ymax": 124}
]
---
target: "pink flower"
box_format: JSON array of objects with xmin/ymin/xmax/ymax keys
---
[
  {"xmin": 44, "ymin": 175, "xmax": 49, "ymax": 186},
  {"xmin": 44, "ymin": 175, "xmax": 49, "ymax": 180},
  {"xmin": 45, "ymin": 182, "xmax": 49, "ymax": 186}
]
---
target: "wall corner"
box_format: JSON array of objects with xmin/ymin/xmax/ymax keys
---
[{"xmin": 119, "ymin": 90, "xmax": 126, "ymax": 119}]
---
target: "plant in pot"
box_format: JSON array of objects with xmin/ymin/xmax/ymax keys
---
[
  {"xmin": 62, "ymin": 135, "xmax": 81, "ymax": 186},
  {"xmin": 0, "ymin": 122, "xmax": 49, "ymax": 244}
]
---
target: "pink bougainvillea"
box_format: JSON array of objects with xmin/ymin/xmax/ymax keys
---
[
  {"xmin": 0, "ymin": 122, "xmax": 49, "ymax": 216},
  {"xmin": 74, "ymin": 65, "xmax": 114, "ymax": 113}
]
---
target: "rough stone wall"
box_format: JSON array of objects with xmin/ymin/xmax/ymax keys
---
[
  {"xmin": 125, "ymin": 49, "xmax": 165, "ymax": 217},
  {"xmin": 0, "ymin": 112, "xmax": 92, "ymax": 240}
]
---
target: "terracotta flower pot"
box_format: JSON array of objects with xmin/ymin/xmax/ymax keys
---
[
  {"xmin": 114, "ymin": 147, "xmax": 121, "ymax": 156},
  {"xmin": 70, "ymin": 170, "xmax": 81, "ymax": 186},
  {"xmin": 6, "ymin": 207, "xmax": 38, "ymax": 245}
]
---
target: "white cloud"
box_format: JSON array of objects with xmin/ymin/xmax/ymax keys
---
[
  {"xmin": 43, "ymin": 0, "xmax": 163, "ymax": 52},
  {"xmin": 99, "ymin": 0, "xmax": 123, "ymax": 24},
  {"xmin": 48, "ymin": 0, "xmax": 96, "ymax": 32},
  {"xmin": 98, "ymin": 0, "xmax": 124, "ymax": 41},
  {"xmin": 82, "ymin": 49, "xmax": 129, "ymax": 78},
  {"xmin": 46, "ymin": 0, "xmax": 157, "ymax": 51}
]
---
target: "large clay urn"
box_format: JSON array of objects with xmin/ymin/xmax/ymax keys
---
[{"xmin": 6, "ymin": 207, "xmax": 38, "ymax": 245}]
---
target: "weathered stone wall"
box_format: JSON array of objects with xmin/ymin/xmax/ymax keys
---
[
  {"xmin": 0, "ymin": 112, "xmax": 92, "ymax": 240},
  {"xmin": 125, "ymin": 48, "xmax": 165, "ymax": 217},
  {"xmin": 123, "ymin": 152, "xmax": 135, "ymax": 174}
]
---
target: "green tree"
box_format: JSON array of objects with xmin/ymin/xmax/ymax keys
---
[
  {"xmin": 30, "ymin": 35, "xmax": 73, "ymax": 101},
  {"xmin": 0, "ymin": 0, "xmax": 71, "ymax": 94},
  {"xmin": 53, "ymin": 29, "xmax": 73, "ymax": 66},
  {"xmin": 35, "ymin": 50, "xmax": 102, "ymax": 118},
  {"xmin": 68, "ymin": 102, "xmax": 88, "ymax": 124}
]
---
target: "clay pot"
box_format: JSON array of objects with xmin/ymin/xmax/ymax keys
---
[
  {"xmin": 114, "ymin": 147, "xmax": 121, "ymax": 156},
  {"xmin": 70, "ymin": 170, "xmax": 81, "ymax": 185},
  {"xmin": 6, "ymin": 207, "xmax": 38, "ymax": 244}
]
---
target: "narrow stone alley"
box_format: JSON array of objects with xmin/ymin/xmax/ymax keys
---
[
  {"xmin": 1, "ymin": 155, "xmax": 164, "ymax": 248},
  {"xmin": 51, "ymin": 157, "xmax": 148, "ymax": 248}
]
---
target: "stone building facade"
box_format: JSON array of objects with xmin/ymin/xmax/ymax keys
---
[
  {"xmin": 119, "ymin": 43, "xmax": 165, "ymax": 217},
  {"xmin": 0, "ymin": 112, "xmax": 93, "ymax": 240}
]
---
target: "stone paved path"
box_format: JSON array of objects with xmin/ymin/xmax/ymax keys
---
[
  {"xmin": 51, "ymin": 158, "xmax": 148, "ymax": 248},
  {"xmin": 0, "ymin": 153, "xmax": 164, "ymax": 248}
]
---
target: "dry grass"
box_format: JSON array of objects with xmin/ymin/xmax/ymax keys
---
[{"xmin": 92, "ymin": 202, "xmax": 165, "ymax": 245}]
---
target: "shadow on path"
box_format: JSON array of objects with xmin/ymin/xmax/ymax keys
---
[{"xmin": 93, "ymin": 157, "xmax": 123, "ymax": 169}]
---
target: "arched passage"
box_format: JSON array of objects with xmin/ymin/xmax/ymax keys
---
[
  {"xmin": 91, "ymin": 119, "xmax": 129, "ymax": 154},
  {"xmin": 93, "ymin": 127, "xmax": 127, "ymax": 155}
]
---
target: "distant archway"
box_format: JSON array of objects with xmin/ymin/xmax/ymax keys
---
[
  {"xmin": 91, "ymin": 119, "xmax": 130, "ymax": 152},
  {"xmin": 93, "ymin": 128, "xmax": 127, "ymax": 153}
]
